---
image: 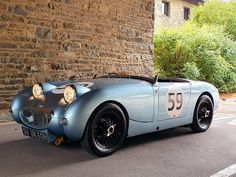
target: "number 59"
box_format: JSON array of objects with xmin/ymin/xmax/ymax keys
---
[{"xmin": 168, "ymin": 92, "xmax": 183, "ymax": 111}]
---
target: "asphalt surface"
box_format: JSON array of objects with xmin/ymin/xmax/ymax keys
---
[{"xmin": 0, "ymin": 99, "xmax": 235, "ymax": 177}]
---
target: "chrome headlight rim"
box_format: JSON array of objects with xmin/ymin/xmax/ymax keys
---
[
  {"xmin": 64, "ymin": 85, "xmax": 76, "ymax": 104},
  {"xmin": 32, "ymin": 83, "xmax": 44, "ymax": 99}
]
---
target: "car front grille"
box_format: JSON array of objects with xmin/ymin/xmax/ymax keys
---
[{"xmin": 21, "ymin": 106, "xmax": 53, "ymax": 129}]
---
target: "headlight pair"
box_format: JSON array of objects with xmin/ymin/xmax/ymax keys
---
[{"xmin": 32, "ymin": 84, "xmax": 76, "ymax": 104}]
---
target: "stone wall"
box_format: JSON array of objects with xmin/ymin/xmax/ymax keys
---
[
  {"xmin": 0, "ymin": 0, "xmax": 155, "ymax": 114},
  {"xmin": 155, "ymin": 0, "xmax": 196, "ymax": 29}
]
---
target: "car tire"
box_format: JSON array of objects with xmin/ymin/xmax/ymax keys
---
[
  {"xmin": 81, "ymin": 103, "xmax": 127, "ymax": 157},
  {"xmin": 191, "ymin": 95, "xmax": 213, "ymax": 132}
]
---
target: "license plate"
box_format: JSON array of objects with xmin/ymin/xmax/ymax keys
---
[{"xmin": 22, "ymin": 126, "xmax": 49, "ymax": 143}]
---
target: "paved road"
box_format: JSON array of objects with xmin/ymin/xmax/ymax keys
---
[{"xmin": 0, "ymin": 99, "xmax": 235, "ymax": 177}]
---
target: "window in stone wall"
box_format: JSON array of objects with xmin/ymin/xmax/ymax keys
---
[
  {"xmin": 162, "ymin": 1, "xmax": 170, "ymax": 16},
  {"xmin": 183, "ymin": 7, "xmax": 190, "ymax": 20}
]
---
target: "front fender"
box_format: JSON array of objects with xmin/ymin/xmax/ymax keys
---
[
  {"xmin": 11, "ymin": 87, "xmax": 32, "ymax": 123},
  {"xmin": 63, "ymin": 89, "xmax": 106, "ymax": 141}
]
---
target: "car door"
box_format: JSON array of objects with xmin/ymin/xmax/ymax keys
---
[{"xmin": 157, "ymin": 82, "xmax": 191, "ymax": 121}]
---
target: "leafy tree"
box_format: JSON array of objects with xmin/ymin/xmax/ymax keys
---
[
  {"xmin": 192, "ymin": 0, "xmax": 236, "ymax": 40},
  {"xmin": 154, "ymin": 24, "xmax": 236, "ymax": 92}
]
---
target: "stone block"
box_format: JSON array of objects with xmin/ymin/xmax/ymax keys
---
[
  {"xmin": 0, "ymin": 110, "xmax": 13, "ymax": 122},
  {"xmin": 32, "ymin": 50, "xmax": 49, "ymax": 58},
  {"xmin": 36, "ymin": 27, "xmax": 52, "ymax": 40},
  {"xmin": 13, "ymin": 5, "xmax": 28, "ymax": 16},
  {"xmin": 0, "ymin": 43, "xmax": 17, "ymax": 48},
  {"xmin": 0, "ymin": 2, "xmax": 7, "ymax": 11}
]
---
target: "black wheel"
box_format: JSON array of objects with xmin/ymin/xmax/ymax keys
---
[
  {"xmin": 81, "ymin": 103, "xmax": 127, "ymax": 157},
  {"xmin": 191, "ymin": 95, "xmax": 213, "ymax": 132}
]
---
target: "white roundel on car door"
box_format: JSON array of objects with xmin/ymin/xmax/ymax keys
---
[{"xmin": 166, "ymin": 86, "xmax": 185, "ymax": 118}]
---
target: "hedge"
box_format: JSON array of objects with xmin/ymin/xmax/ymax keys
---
[
  {"xmin": 154, "ymin": 24, "xmax": 236, "ymax": 92},
  {"xmin": 154, "ymin": 0, "xmax": 236, "ymax": 92}
]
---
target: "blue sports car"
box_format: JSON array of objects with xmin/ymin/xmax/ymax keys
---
[{"xmin": 10, "ymin": 73, "xmax": 219, "ymax": 156}]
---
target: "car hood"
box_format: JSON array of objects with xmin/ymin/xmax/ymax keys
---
[
  {"xmin": 37, "ymin": 78, "xmax": 152, "ymax": 99},
  {"xmin": 46, "ymin": 78, "xmax": 152, "ymax": 92}
]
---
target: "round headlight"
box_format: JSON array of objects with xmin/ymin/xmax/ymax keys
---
[
  {"xmin": 32, "ymin": 84, "xmax": 44, "ymax": 99},
  {"xmin": 64, "ymin": 86, "xmax": 76, "ymax": 104}
]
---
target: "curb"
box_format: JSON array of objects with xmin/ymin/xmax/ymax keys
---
[{"xmin": 0, "ymin": 121, "xmax": 16, "ymax": 126}]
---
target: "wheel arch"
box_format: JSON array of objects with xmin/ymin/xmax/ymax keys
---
[
  {"xmin": 190, "ymin": 91, "xmax": 214, "ymax": 125},
  {"xmin": 190, "ymin": 91, "xmax": 214, "ymax": 132},
  {"xmin": 82, "ymin": 100, "xmax": 130, "ymax": 138},
  {"xmin": 103, "ymin": 100, "xmax": 129, "ymax": 124},
  {"xmin": 199, "ymin": 92, "xmax": 214, "ymax": 106}
]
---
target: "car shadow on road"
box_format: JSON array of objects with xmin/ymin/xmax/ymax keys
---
[
  {"xmin": 122, "ymin": 127, "xmax": 194, "ymax": 150},
  {"xmin": 0, "ymin": 138, "xmax": 95, "ymax": 177},
  {"xmin": 0, "ymin": 127, "xmax": 194, "ymax": 176}
]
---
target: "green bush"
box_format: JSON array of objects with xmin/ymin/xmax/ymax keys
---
[
  {"xmin": 182, "ymin": 62, "xmax": 200, "ymax": 80},
  {"xmin": 192, "ymin": 0, "xmax": 236, "ymax": 40},
  {"xmin": 154, "ymin": 24, "xmax": 236, "ymax": 92}
]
